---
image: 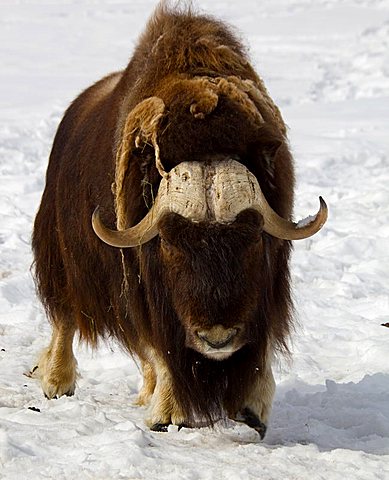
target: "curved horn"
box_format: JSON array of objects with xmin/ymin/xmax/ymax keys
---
[
  {"xmin": 254, "ymin": 194, "xmax": 328, "ymax": 240},
  {"xmin": 209, "ymin": 159, "xmax": 328, "ymax": 240},
  {"xmin": 92, "ymin": 163, "xmax": 209, "ymax": 247},
  {"xmin": 92, "ymin": 207, "xmax": 160, "ymax": 248}
]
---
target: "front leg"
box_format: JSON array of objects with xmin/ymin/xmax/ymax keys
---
[
  {"xmin": 144, "ymin": 350, "xmax": 186, "ymax": 431},
  {"xmin": 235, "ymin": 363, "xmax": 275, "ymax": 439},
  {"xmin": 135, "ymin": 359, "xmax": 156, "ymax": 407}
]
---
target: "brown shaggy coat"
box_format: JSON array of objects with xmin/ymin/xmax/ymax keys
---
[{"xmin": 32, "ymin": 5, "xmax": 294, "ymax": 429}]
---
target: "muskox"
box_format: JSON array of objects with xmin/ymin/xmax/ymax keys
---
[{"xmin": 30, "ymin": 5, "xmax": 327, "ymax": 438}]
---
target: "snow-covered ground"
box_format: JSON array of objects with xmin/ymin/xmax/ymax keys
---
[{"xmin": 1, "ymin": 0, "xmax": 389, "ymax": 478}]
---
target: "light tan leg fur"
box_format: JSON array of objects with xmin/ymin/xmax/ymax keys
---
[
  {"xmin": 143, "ymin": 349, "xmax": 185, "ymax": 428},
  {"xmin": 135, "ymin": 360, "xmax": 156, "ymax": 406},
  {"xmin": 29, "ymin": 322, "xmax": 78, "ymax": 399}
]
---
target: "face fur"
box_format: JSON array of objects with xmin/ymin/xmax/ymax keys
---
[{"xmin": 158, "ymin": 209, "xmax": 266, "ymax": 360}]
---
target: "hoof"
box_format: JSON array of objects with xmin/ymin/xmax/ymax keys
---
[
  {"xmin": 150, "ymin": 423, "xmax": 187, "ymax": 432},
  {"xmin": 150, "ymin": 423, "xmax": 169, "ymax": 432},
  {"xmin": 239, "ymin": 407, "xmax": 267, "ymax": 439},
  {"xmin": 28, "ymin": 362, "xmax": 77, "ymax": 400},
  {"xmin": 44, "ymin": 388, "xmax": 74, "ymax": 400},
  {"xmin": 24, "ymin": 365, "xmax": 39, "ymax": 378},
  {"xmin": 63, "ymin": 386, "xmax": 76, "ymax": 397}
]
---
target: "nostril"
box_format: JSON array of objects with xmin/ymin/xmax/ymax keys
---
[
  {"xmin": 197, "ymin": 328, "xmax": 238, "ymax": 350},
  {"xmin": 204, "ymin": 338, "xmax": 231, "ymax": 349}
]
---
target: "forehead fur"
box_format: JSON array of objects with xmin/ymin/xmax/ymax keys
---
[{"xmin": 158, "ymin": 209, "xmax": 264, "ymax": 251}]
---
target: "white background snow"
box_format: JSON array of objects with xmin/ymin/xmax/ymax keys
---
[{"xmin": 1, "ymin": 0, "xmax": 389, "ymax": 478}]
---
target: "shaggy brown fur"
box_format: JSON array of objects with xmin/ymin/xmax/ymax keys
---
[{"xmin": 32, "ymin": 5, "xmax": 294, "ymax": 433}]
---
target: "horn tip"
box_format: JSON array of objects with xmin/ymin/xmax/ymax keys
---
[{"xmin": 318, "ymin": 196, "xmax": 328, "ymax": 225}]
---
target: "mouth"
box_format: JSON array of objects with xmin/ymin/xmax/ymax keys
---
[{"xmin": 202, "ymin": 346, "xmax": 239, "ymax": 361}]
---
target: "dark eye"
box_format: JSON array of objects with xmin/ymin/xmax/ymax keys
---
[{"xmin": 160, "ymin": 236, "xmax": 174, "ymax": 252}]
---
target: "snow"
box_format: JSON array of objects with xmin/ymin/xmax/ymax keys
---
[
  {"xmin": 296, "ymin": 213, "xmax": 317, "ymax": 228},
  {"xmin": 1, "ymin": 0, "xmax": 389, "ymax": 478}
]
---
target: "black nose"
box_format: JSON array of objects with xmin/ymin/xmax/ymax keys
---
[{"xmin": 197, "ymin": 328, "xmax": 238, "ymax": 350}]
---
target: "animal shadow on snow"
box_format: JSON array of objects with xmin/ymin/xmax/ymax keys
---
[{"xmin": 266, "ymin": 373, "xmax": 389, "ymax": 455}]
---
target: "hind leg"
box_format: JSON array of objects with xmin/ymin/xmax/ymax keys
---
[{"xmin": 29, "ymin": 320, "xmax": 78, "ymax": 399}]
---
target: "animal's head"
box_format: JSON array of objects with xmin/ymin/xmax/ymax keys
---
[{"xmin": 93, "ymin": 157, "xmax": 327, "ymax": 360}]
